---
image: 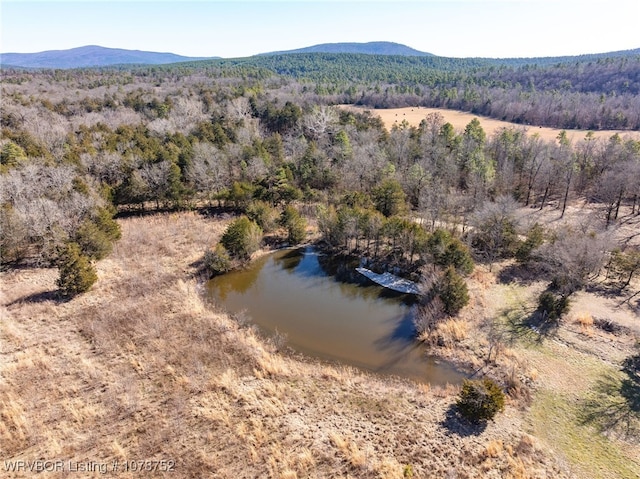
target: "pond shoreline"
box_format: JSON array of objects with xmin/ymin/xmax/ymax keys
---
[{"xmin": 206, "ymin": 243, "xmax": 469, "ymax": 385}]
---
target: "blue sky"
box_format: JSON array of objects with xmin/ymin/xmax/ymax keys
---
[{"xmin": 1, "ymin": 1, "xmax": 638, "ymax": 58}]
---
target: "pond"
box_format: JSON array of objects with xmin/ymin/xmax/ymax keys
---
[{"xmin": 206, "ymin": 246, "xmax": 465, "ymax": 385}]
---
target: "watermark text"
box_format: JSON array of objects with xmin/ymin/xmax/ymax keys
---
[{"xmin": 4, "ymin": 459, "xmax": 176, "ymax": 474}]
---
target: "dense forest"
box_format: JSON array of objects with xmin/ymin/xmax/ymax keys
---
[
  {"xmin": 1, "ymin": 52, "xmax": 639, "ymax": 293},
  {"xmin": 190, "ymin": 51, "xmax": 640, "ymax": 129}
]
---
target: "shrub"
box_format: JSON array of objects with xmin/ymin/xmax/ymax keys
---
[
  {"xmin": 93, "ymin": 206, "xmax": 121, "ymax": 242},
  {"xmin": 221, "ymin": 216, "xmax": 263, "ymax": 260},
  {"xmin": 435, "ymin": 266, "xmax": 470, "ymax": 316},
  {"xmin": 470, "ymin": 197, "xmax": 520, "ymax": 264},
  {"xmin": 225, "ymin": 181, "xmax": 255, "ymax": 209},
  {"xmin": 245, "ymin": 200, "xmax": 279, "ymax": 233},
  {"xmin": 0, "ymin": 141, "xmax": 27, "ymax": 170},
  {"xmin": 57, "ymin": 242, "xmax": 98, "ymax": 297},
  {"xmin": 537, "ymin": 290, "xmax": 571, "ymax": 322},
  {"xmin": 203, "ymin": 243, "xmax": 233, "ymax": 276},
  {"xmin": 515, "ymin": 222, "xmax": 544, "ymax": 263},
  {"xmin": 75, "ymin": 220, "xmax": 113, "ymax": 260},
  {"xmin": 441, "ymin": 238, "xmax": 474, "ymax": 275},
  {"xmin": 456, "ymin": 378, "xmax": 505, "ymax": 423},
  {"xmin": 280, "ymin": 205, "xmax": 307, "ymax": 245},
  {"xmin": 415, "ymin": 295, "xmax": 446, "ymax": 335}
]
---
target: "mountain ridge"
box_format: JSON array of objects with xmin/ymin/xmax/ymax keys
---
[
  {"xmin": 0, "ymin": 45, "xmax": 215, "ymax": 69},
  {"xmin": 260, "ymin": 41, "xmax": 434, "ymax": 57},
  {"xmin": 1, "ymin": 43, "xmax": 638, "ymax": 69}
]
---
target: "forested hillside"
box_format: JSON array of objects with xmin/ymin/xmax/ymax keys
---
[
  {"xmin": 1, "ymin": 60, "xmax": 639, "ymax": 266},
  {"xmin": 242, "ymin": 52, "xmax": 640, "ymax": 130},
  {"xmin": 142, "ymin": 50, "xmax": 640, "ymax": 129},
  {"xmin": 4, "ymin": 48, "xmax": 639, "ymax": 130},
  {"xmin": 0, "ymin": 45, "xmax": 214, "ymax": 69},
  {"xmin": 262, "ymin": 41, "xmax": 435, "ymax": 56}
]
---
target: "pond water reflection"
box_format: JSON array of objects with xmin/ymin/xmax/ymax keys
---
[{"xmin": 206, "ymin": 247, "xmax": 465, "ymax": 385}]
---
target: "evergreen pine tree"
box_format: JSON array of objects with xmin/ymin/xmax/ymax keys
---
[
  {"xmin": 221, "ymin": 217, "xmax": 263, "ymax": 260},
  {"xmin": 280, "ymin": 205, "xmax": 307, "ymax": 245},
  {"xmin": 435, "ymin": 266, "xmax": 470, "ymax": 316},
  {"xmin": 456, "ymin": 378, "xmax": 505, "ymax": 422},
  {"xmin": 57, "ymin": 242, "xmax": 98, "ymax": 297}
]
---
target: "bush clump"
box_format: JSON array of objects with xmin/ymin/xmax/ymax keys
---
[
  {"xmin": 456, "ymin": 378, "xmax": 505, "ymax": 423},
  {"xmin": 427, "ymin": 229, "xmax": 474, "ymax": 275},
  {"xmin": 245, "ymin": 200, "xmax": 279, "ymax": 233},
  {"xmin": 280, "ymin": 205, "xmax": 307, "ymax": 245},
  {"xmin": 57, "ymin": 242, "xmax": 98, "ymax": 297},
  {"xmin": 203, "ymin": 243, "xmax": 233, "ymax": 277},
  {"xmin": 220, "ymin": 216, "xmax": 263, "ymax": 260},
  {"xmin": 515, "ymin": 222, "xmax": 544, "ymax": 263},
  {"xmin": 74, "ymin": 207, "xmax": 122, "ymax": 260},
  {"xmin": 537, "ymin": 290, "xmax": 571, "ymax": 322}
]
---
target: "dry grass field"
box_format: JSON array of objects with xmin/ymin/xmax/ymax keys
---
[
  {"xmin": 341, "ymin": 105, "xmax": 640, "ymax": 142},
  {"xmin": 1, "ymin": 208, "xmax": 638, "ymax": 478},
  {"xmin": 1, "ymin": 211, "xmax": 575, "ymax": 479}
]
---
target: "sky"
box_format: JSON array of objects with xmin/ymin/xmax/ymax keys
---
[{"xmin": 1, "ymin": 0, "xmax": 639, "ymax": 59}]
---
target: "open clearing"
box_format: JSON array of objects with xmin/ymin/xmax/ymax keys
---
[
  {"xmin": 1, "ymin": 208, "xmax": 638, "ymax": 478},
  {"xmin": 341, "ymin": 105, "xmax": 640, "ymax": 142}
]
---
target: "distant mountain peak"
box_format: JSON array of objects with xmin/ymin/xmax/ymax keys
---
[
  {"xmin": 0, "ymin": 45, "xmax": 215, "ymax": 69},
  {"xmin": 262, "ymin": 41, "xmax": 434, "ymax": 57}
]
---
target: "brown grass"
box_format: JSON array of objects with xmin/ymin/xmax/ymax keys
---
[
  {"xmin": 340, "ymin": 105, "xmax": 640, "ymax": 143},
  {"xmin": 573, "ymin": 311, "xmax": 595, "ymax": 336},
  {"xmin": 0, "ymin": 211, "xmax": 580, "ymax": 478},
  {"xmin": 420, "ymin": 318, "xmax": 470, "ymax": 348},
  {"xmin": 484, "ymin": 439, "xmax": 504, "ymax": 458}
]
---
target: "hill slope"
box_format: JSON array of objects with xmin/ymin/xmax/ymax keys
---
[
  {"xmin": 0, "ymin": 45, "xmax": 214, "ymax": 68},
  {"xmin": 263, "ymin": 41, "xmax": 434, "ymax": 56}
]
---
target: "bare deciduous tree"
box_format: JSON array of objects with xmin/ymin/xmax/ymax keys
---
[
  {"xmin": 470, "ymin": 195, "xmax": 519, "ymax": 270},
  {"xmin": 302, "ymin": 105, "xmax": 338, "ymax": 143},
  {"xmin": 187, "ymin": 142, "xmax": 230, "ymax": 206},
  {"xmin": 534, "ymin": 225, "xmax": 611, "ymax": 295}
]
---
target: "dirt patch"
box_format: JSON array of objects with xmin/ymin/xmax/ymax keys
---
[{"xmin": 340, "ymin": 105, "xmax": 640, "ymax": 142}]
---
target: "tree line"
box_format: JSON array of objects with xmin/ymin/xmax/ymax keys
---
[{"xmin": 3, "ymin": 49, "xmax": 640, "ymax": 131}]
